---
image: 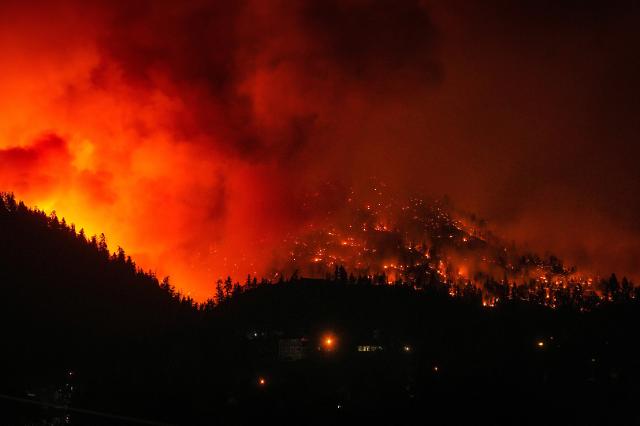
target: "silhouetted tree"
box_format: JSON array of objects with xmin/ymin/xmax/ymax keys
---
[
  {"xmin": 224, "ymin": 276, "xmax": 233, "ymax": 298},
  {"xmin": 216, "ymin": 279, "xmax": 225, "ymax": 302},
  {"xmin": 98, "ymin": 232, "xmax": 108, "ymax": 254},
  {"xmin": 160, "ymin": 276, "xmax": 176, "ymax": 298},
  {"xmin": 232, "ymin": 281, "xmax": 242, "ymax": 297},
  {"xmin": 622, "ymin": 277, "xmax": 632, "ymax": 301},
  {"xmin": 607, "ymin": 273, "xmax": 620, "ymax": 301}
]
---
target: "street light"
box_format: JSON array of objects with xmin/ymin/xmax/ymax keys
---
[{"xmin": 321, "ymin": 333, "xmax": 336, "ymax": 351}]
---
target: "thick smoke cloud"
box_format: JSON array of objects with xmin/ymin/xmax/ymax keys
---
[
  {"xmin": 0, "ymin": 0, "xmax": 639, "ymax": 297},
  {"xmin": 0, "ymin": 134, "xmax": 71, "ymax": 196}
]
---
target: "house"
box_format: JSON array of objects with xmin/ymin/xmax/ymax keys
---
[
  {"xmin": 278, "ymin": 338, "xmax": 308, "ymax": 361},
  {"xmin": 357, "ymin": 345, "xmax": 383, "ymax": 352}
]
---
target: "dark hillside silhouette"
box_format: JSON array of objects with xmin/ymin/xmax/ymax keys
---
[
  {"xmin": 2, "ymin": 193, "xmax": 640, "ymax": 425},
  {"xmin": 0, "ymin": 193, "xmax": 203, "ymax": 424}
]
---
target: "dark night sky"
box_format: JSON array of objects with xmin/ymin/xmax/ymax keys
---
[{"xmin": 0, "ymin": 0, "xmax": 639, "ymax": 296}]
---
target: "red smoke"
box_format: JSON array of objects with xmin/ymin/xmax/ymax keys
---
[{"xmin": 1, "ymin": 1, "xmax": 639, "ymax": 298}]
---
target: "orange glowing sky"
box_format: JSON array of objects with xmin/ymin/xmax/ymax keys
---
[{"xmin": 1, "ymin": 1, "xmax": 639, "ymax": 298}]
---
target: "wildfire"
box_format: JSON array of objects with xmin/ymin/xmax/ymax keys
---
[{"xmin": 266, "ymin": 183, "xmax": 621, "ymax": 314}]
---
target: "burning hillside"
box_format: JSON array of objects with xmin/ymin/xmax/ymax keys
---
[{"xmin": 275, "ymin": 180, "xmax": 608, "ymax": 306}]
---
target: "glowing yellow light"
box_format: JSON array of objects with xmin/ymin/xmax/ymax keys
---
[
  {"xmin": 433, "ymin": 366, "xmax": 439, "ymax": 372},
  {"xmin": 537, "ymin": 341, "xmax": 544, "ymax": 347},
  {"xmin": 322, "ymin": 334, "xmax": 336, "ymax": 350},
  {"xmin": 258, "ymin": 377, "xmax": 266, "ymax": 385}
]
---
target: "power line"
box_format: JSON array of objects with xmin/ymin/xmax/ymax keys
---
[{"xmin": 0, "ymin": 392, "xmax": 174, "ymax": 425}]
